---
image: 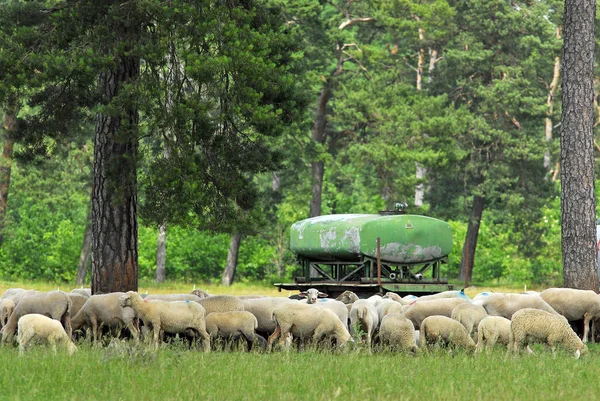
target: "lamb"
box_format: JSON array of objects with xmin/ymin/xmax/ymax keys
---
[
  {"xmin": 403, "ymin": 297, "xmax": 469, "ymax": 330},
  {"xmin": 71, "ymin": 292, "xmax": 139, "ymax": 342},
  {"xmin": 473, "ymin": 292, "xmax": 558, "ymax": 319},
  {"xmin": 376, "ymin": 299, "xmax": 405, "ymax": 326},
  {"xmin": 17, "ymin": 314, "xmax": 77, "ymax": 356},
  {"xmin": 419, "ymin": 315, "xmax": 476, "ymax": 351},
  {"xmin": 350, "ymin": 299, "xmax": 379, "ymax": 347},
  {"xmin": 198, "ymin": 295, "xmax": 244, "ymax": 315},
  {"xmin": 377, "ymin": 313, "xmax": 418, "ymax": 352},
  {"xmin": 1, "ymin": 291, "xmax": 72, "ymax": 344},
  {"xmin": 336, "ymin": 291, "xmax": 359, "ymax": 304},
  {"xmin": 539, "ymin": 288, "xmax": 600, "ymax": 342},
  {"xmin": 451, "ymin": 302, "xmax": 488, "ymax": 337},
  {"xmin": 268, "ymin": 303, "xmax": 352, "ymax": 350},
  {"xmin": 508, "ymin": 308, "xmax": 588, "ymax": 359},
  {"xmin": 119, "ymin": 291, "xmax": 210, "ymax": 351},
  {"xmin": 205, "ymin": 311, "xmax": 266, "ymax": 350},
  {"xmin": 476, "ymin": 316, "xmax": 511, "ymax": 353},
  {"xmin": 297, "ymin": 288, "xmax": 328, "ymax": 304},
  {"xmin": 242, "ymin": 297, "xmax": 295, "ymax": 335}
]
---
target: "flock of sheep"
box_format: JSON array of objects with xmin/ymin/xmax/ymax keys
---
[{"xmin": 0, "ymin": 286, "xmax": 596, "ymax": 358}]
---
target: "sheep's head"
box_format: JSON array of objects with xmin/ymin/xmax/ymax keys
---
[
  {"xmin": 299, "ymin": 288, "xmax": 328, "ymax": 304},
  {"xmin": 119, "ymin": 293, "xmax": 134, "ymax": 308},
  {"xmin": 335, "ymin": 291, "xmax": 358, "ymax": 304}
]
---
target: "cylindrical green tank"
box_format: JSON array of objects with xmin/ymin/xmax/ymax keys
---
[{"xmin": 290, "ymin": 214, "xmax": 452, "ymax": 264}]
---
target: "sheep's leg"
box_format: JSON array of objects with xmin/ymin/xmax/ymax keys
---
[
  {"xmin": 583, "ymin": 313, "xmax": 591, "ymax": 343},
  {"xmin": 267, "ymin": 325, "xmax": 281, "ymax": 352},
  {"xmin": 18, "ymin": 328, "xmax": 33, "ymax": 356},
  {"xmin": 61, "ymin": 313, "xmax": 72, "ymax": 338},
  {"xmin": 199, "ymin": 329, "xmax": 211, "ymax": 353}
]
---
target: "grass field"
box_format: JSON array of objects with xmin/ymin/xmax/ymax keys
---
[{"xmin": 1, "ymin": 343, "xmax": 600, "ymax": 401}]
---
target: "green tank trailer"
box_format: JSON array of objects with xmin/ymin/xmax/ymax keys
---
[{"xmin": 275, "ymin": 212, "xmax": 455, "ymax": 298}]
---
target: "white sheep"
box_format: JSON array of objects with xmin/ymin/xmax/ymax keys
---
[
  {"xmin": 540, "ymin": 288, "xmax": 600, "ymax": 343},
  {"xmin": 473, "ymin": 292, "xmax": 558, "ymax": 319},
  {"xmin": 419, "ymin": 315, "xmax": 476, "ymax": 352},
  {"xmin": 268, "ymin": 303, "xmax": 352, "ymax": 350},
  {"xmin": 336, "ymin": 291, "xmax": 359, "ymax": 304},
  {"xmin": 17, "ymin": 314, "xmax": 77, "ymax": 356},
  {"xmin": 205, "ymin": 311, "xmax": 266, "ymax": 350},
  {"xmin": 309, "ymin": 299, "xmax": 349, "ymax": 329},
  {"xmin": 242, "ymin": 297, "xmax": 295, "ymax": 335},
  {"xmin": 403, "ymin": 297, "xmax": 469, "ymax": 330},
  {"xmin": 376, "ymin": 299, "xmax": 405, "ymax": 327},
  {"xmin": 119, "ymin": 291, "xmax": 210, "ymax": 351},
  {"xmin": 297, "ymin": 288, "xmax": 328, "ymax": 304},
  {"xmin": 198, "ymin": 295, "xmax": 244, "ymax": 315},
  {"xmin": 382, "ymin": 292, "xmax": 409, "ymax": 305},
  {"xmin": 0, "ymin": 298, "xmax": 15, "ymax": 328},
  {"xmin": 144, "ymin": 293, "xmax": 202, "ymax": 303},
  {"xmin": 451, "ymin": 302, "xmax": 488, "ymax": 337},
  {"xmin": 508, "ymin": 308, "xmax": 588, "ymax": 359},
  {"xmin": 378, "ymin": 313, "xmax": 418, "ymax": 352},
  {"xmin": 349, "ymin": 299, "xmax": 379, "ymax": 348},
  {"xmin": 476, "ymin": 316, "xmax": 511, "ymax": 353}
]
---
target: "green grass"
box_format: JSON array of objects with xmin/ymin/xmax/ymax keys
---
[{"xmin": 2, "ymin": 343, "xmax": 600, "ymax": 401}]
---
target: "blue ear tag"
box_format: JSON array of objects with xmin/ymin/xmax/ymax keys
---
[{"xmin": 186, "ymin": 300, "xmax": 190, "ymax": 303}]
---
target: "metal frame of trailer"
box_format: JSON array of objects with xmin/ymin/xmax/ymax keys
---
[{"xmin": 275, "ymin": 254, "xmax": 454, "ymax": 298}]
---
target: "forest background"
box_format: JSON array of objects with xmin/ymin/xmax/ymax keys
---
[{"xmin": 0, "ymin": 0, "xmax": 595, "ymax": 288}]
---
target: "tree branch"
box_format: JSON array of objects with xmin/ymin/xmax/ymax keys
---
[{"xmin": 339, "ymin": 17, "xmax": 375, "ymax": 30}]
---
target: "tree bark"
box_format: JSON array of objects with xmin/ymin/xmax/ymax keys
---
[
  {"xmin": 155, "ymin": 223, "xmax": 167, "ymax": 283},
  {"xmin": 309, "ymin": 84, "xmax": 332, "ymax": 217},
  {"xmin": 75, "ymin": 210, "xmax": 93, "ymax": 286},
  {"xmin": 0, "ymin": 99, "xmax": 19, "ymax": 248},
  {"xmin": 458, "ymin": 195, "xmax": 484, "ymax": 282},
  {"xmin": 560, "ymin": 0, "xmax": 598, "ymax": 291},
  {"xmin": 91, "ymin": 53, "xmax": 140, "ymax": 295},
  {"xmin": 222, "ymin": 233, "xmax": 242, "ymax": 286}
]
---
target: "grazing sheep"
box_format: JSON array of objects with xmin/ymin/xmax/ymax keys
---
[
  {"xmin": 17, "ymin": 314, "xmax": 77, "ymax": 356},
  {"xmin": 403, "ymin": 298, "xmax": 469, "ymax": 330},
  {"xmin": 70, "ymin": 288, "xmax": 91, "ymax": 298},
  {"xmin": 378, "ymin": 313, "xmax": 418, "ymax": 352},
  {"xmin": 205, "ymin": 311, "xmax": 266, "ymax": 350},
  {"xmin": 144, "ymin": 294, "xmax": 202, "ymax": 303},
  {"xmin": 119, "ymin": 291, "xmax": 210, "ymax": 351},
  {"xmin": 412, "ymin": 290, "xmax": 470, "ymax": 302},
  {"xmin": 242, "ymin": 297, "xmax": 295, "ymax": 335},
  {"xmin": 268, "ymin": 303, "xmax": 352, "ymax": 350},
  {"xmin": 350, "ymin": 300, "xmax": 379, "ymax": 347},
  {"xmin": 336, "ymin": 291, "xmax": 359, "ymax": 304},
  {"xmin": 376, "ymin": 299, "xmax": 405, "ymax": 326},
  {"xmin": 508, "ymin": 308, "xmax": 588, "ymax": 359},
  {"xmin": 71, "ymin": 292, "xmax": 139, "ymax": 342},
  {"xmin": 307, "ymin": 299, "xmax": 349, "ymax": 329},
  {"xmin": 476, "ymin": 316, "xmax": 511, "ymax": 353},
  {"xmin": 190, "ymin": 289, "xmax": 210, "ymax": 299},
  {"xmin": 0, "ymin": 298, "xmax": 15, "ymax": 328},
  {"xmin": 382, "ymin": 292, "xmax": 409, "ymax": 305},
  {"xmin": 1, "ymin": 291, "xmax": 72, "ymax": 344},
  {"xmin": 473, "ymin": 292, "xmax": 558, "ymax": 319},
  {"xmin": 297, "ymin": 288, "xmax": 328, "ymax": 304},
  {"xmin": 540, "ymin": 288, "xmax": 600, "ymax": 342},
  {"xmin": 419, "ymin": 315, "xmax": 476, "ymax": 351},
  {"xmin": 198, "ymin": 295, "xmax": 244, "ymax": 315},
  {"xmin": 451, "ymin": 303, "xmax": 488, "ymax": 337}
]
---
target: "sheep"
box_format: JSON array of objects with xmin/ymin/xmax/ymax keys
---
[
  {"xmin": 268, "ymin": 303, "xmax": 352, "ymax": 350},
  {"xmin": 1, "ymin": 291, "xmax": 72, "ymax": 344},
  {"xmin": 508, "ymin": 308, "xmax": 588, "ymax": 359},
  {"xmin": 403, "ymin": 297, "xmax": 469, "ymax": 330},
  {"xmin": 198, "ymin": 295, "xmax": 244, "ymax": 315},
  {"xmin": 297, "ymin": 288, "xmax": 328, "ymax": 304},
  {"xmin": 70, "ymin": 288, "xmax": 91, "ymax": 297},
  {"xmin": 377, "ymin": 313, "xmax": 418, "ymax": 352},
  {"xmin": 476, "ymin": 316, "xmax": 511, "ymax": 353},
  {"xmin": 349, "ymin": 299, "xmax": 379, "ymax": 347},
  {"xmin": 0, "ymin": 298, "xmax": 15, "ymax": 327},
  {"xmin": 410, "ymin": 290, "xmax": 470, "ymax": 302},
  {"xmin": 17, "ymin": 314, "xmax": 77, "ymax": 356},
  {"xmin": 376, "ymin": 299, "xmax": 405, "ymax": 326},
  {"xmin": 473, "ymin": 292, "xmax": 558, "ymax": 319},
  {"xmin": 382, "ymin": 292, "xmax": 409, "ymax": 305},
  {"xmin": 336, "ymin": 291, "xmax": 359, "ymax": 304},
  {"xmin": 309, "ymin": 299, "xmax": 349, "ymax": 329},
  {"xmin": 242, "ymin": 297, "xmax": 295, "ymax": 335},
  {"xmin": 144, "ymin": 294, "xmax": 202, "ymax": 303},
  {"xmin": 190, "ymin": 289, "xmax": 210, "ymax": 299},
  {"xmin": 451, "ymin": 302, "xmax": 488, "ymax": 337},
  {"xmin": 67, "ymin": 293, "xmax": 89, "ymax": 320},
  {"xmin": 119, "ymin": 291, "xmax": 210, "ymax": 351},
  {"xmin": 419, "ymin": 315, "xmax": 476, "ymax": 352},
  {"xmin": 71, "ymin": 292, "xmax": 139, "ymax": 342},
  {"xmin": 205, "ymin": 311, "xmax": 266, "ymax": 350},
  {"xmin": 539, "ymin": 288, "xmax": 600, "ymax": 342}
]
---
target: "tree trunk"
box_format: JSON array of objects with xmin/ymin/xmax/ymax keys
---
[
  {"xmin": 414, "ymin": 163, "xmax": 426, "ymax": 207},
  {"xmin": 155, "ymin": 223, "xmax": 167, "ymax": 283},
  {"xmin": 560, "ymin": 0, "xmax": 598, "ymax": 291},
  {"xmin": 0, "ymin": 99, "xmax": 19, "ymax": 248},
  {"xmin": 309, "ymin": 84, "xmax": 332, "ymax": 218},
  {"xmin": 458, "ymin": 195, "xmax": 484, "ymax": 282},
  {"xmin": 91, "ymin": 53, "xmax": 140, "ymax": 295},
  {"xmin": 75, "ymin": 210, "xmax": 93, "ymax": 286},
  {"xmin": 222, "ymin": 233, "xmax": 242, "ymax": 286}
]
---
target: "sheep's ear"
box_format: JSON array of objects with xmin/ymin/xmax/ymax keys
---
[
  {"xmin": 298, "ymin": 292, "xmax": 308, "ymax": 298},
  {"xmin": 318, "ymin": 292, "xmax": 329, "ymax": 298}
]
